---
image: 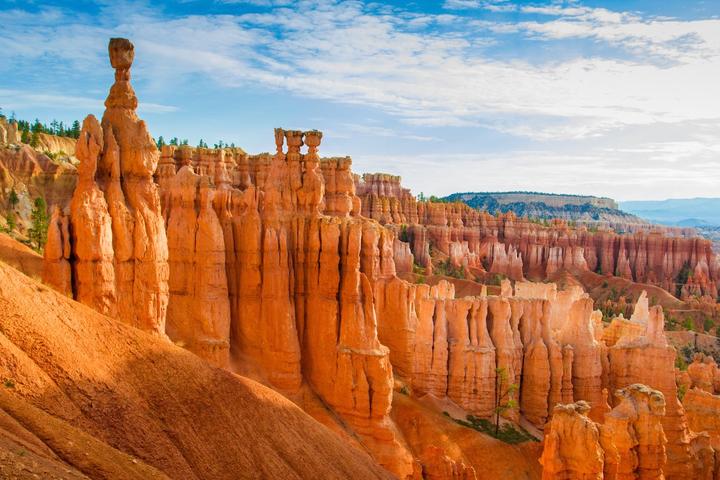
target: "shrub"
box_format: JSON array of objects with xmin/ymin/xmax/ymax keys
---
[
  {"xmin": 435, "ymin": 259, "xmax": 465, "ymax": 279},
  {"xmin": 8, "ymin": 188, "xmax": 18, "ymax": 207},
  {"xmin": 682, "ymin": 317, "xmax": 694, "ymax": 331},
  {"xmin": 675, "ymin": 354, "xmax": 688, "ymax": 371},
  {"xmin": 398, "ymin": 224, "xmax": 410, "ymax": 242},
  {"xmin": 704, "ymin": 317, "xmax": 715, "ymax": 333},
  {"xmin": 4, "ymin": 211, "xmax": 16, "ymax": 232},
  {"xmin": 451, "ymin": 414, "xmax": 537, "ymax": 444},
  {"xmin": 678, "ymin": 384, "xmax": 687, "ymax": 401}
]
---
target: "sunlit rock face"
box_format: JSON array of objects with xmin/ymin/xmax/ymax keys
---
[
  {"xmin": 355, "ymin": 174, "xmax": 720, "ymax": 298},
  {"xmin": 40, "ymin": 37, "xmax": 720, "ymax": 480},
  {"xmin": 540, "ymin": 384, "xmax": 667, "ymax": 480},
  {"xmin": 43, "ymin": 38, "xmax": 169, "ymax": 335}
]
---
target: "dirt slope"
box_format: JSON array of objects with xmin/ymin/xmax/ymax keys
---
[
  {"xmin": 392, "ymin": 393, "xmax": 542, "ymax": 480},
  {"xmin": 0, "ymin": 233, "xmax": 42, "ymax": 279},
  {"xmin": 0, "ymin": 260, "xmax": 393, "ymax": 480}
]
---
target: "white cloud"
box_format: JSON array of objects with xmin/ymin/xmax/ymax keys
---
[
  {"xmin": 3, "ymin": 1, "xmax": 720, "ymax": 143},
  {"xmin": 443, "ymin": 0, "xmax": 516, "ymax": 12},
  {"xmin": 2, "ymin": 1, "xmax": 720, "ymax": 199},
  {"xmin": 0, "ymin": 89, "xmax": 178, "ymax": 114}
]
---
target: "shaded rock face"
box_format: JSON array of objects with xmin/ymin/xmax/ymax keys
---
[
  {"xmin": 0, "ymin": 144, "xmax": 77, "ymax": 232},
  {"xmin": 354, "ymin": 174, "xmax": 719, "ymax": 297},
  {"xmin": 684, "ymin": 388, "xmax": 720, "ymax": 451},
  {"xmin": 540, "ymin": 385, "xmax": 667, "ymax": 480},
  {"xmin": 373, "ymin": 279, "xmax": 610, "ymax": 428}
]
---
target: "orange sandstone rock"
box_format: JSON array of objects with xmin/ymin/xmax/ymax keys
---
[
  {"xmin": 45, "ymin": 39, "xmax": 169, "ymax": 334},
  {"xmin": 540, "ymin": 401, "xmax": 604, "ymax": 480}
]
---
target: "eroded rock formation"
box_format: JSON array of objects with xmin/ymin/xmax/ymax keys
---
[
  {"xmin": 43, "ymin": 38, "xmax": 169, "ymax": 334},
  {"xmin": 354, "ymin": 174, "xmax": 720, "ymax": 298},
  {"xmin": 37, "ymin": 38, "xmax": 720, "ymax": 480},
  {"xmin": 541, "ymin": 384, "xmax": 667, "ymax": 480}
]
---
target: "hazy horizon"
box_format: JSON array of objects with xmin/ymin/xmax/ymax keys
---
[{"xmin": 2, "ymin": 0, "xmax": 720, "ymax": 201}]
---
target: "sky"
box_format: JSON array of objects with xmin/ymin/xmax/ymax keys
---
[{"xmin": 1, "ymin": 0, "xmax": 720, "ymax": 201}]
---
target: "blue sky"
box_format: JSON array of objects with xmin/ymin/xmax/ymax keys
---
[{"xmin": 2, "ymin": 0, "xmax": 720, "ymax": 200}]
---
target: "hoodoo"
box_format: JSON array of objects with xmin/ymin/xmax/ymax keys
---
[
  {"xmin": 43, "ymin": 38, "xmax": 169, "ymax": 334},
  {"xmin": 20, "ymin": 37, "xmax": 720, "ymax": 479}
]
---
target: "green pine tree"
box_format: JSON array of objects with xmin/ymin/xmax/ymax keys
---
[
  {"xmin": 8, "ymin": 188, "xmax": 19, "ymax": 207},
  {"xmin": 493, "ymin": 367, "xmax": 518, "ymax": 436},
  {"xmin": 5, "ymin": 211, "xmax": 16, "ymax": 232},
  {"xmin": 28, "ymin": 197, "xmax": 49, "ymax": 251},
  {"xmin": 30, "ymin": 130, "xmax": 40, "ymax": 148},
  {"xmin": 71, "ymin": 120, "xmax": 81, "ymax": 138}
]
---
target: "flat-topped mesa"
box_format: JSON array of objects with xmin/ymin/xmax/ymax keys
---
[{"xmin": 43, "ymin": 38, "xmax": 169, "ymax": 334}]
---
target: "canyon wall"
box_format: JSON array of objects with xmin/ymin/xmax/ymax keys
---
[
  {"xmin": 355, "ymin": 174, "xmax": 719, "ymax": 299},
  {"xmin": 38, "ymin": 38, "xmax": 720, "ymax": 480}
]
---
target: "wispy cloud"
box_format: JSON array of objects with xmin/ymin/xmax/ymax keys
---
[
  {"xmin": 2, "ymin": 0, "xmax": 720, "ymax": 199},
  {"xmin": 443, "ymin": 0, "xmax": 516, "ymax": 12},
  {"xmin": 0, "ymin": 89, "xmax": 178, "ymax": 114},
  {"xmin": 2, "ymin": 1, "xmax": 719, "ymax": 142}
]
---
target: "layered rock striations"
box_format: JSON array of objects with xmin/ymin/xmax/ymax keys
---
[
  {"xmin": 38, "ymin": 38, "xmax": 720, "ymax": 480},
  {"xmin": 354, "ymin": 174, "xmax": 719, "ymax": 298},
  {"xmin": 0, "ymin": 142, "xmax": 77, "ymax": 232}
]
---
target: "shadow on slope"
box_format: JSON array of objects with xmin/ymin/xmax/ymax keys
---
[{"xmin": 0, "ymin": 261, "xmax": 393, "ymax": 480}]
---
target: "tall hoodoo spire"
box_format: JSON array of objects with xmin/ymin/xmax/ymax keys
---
[{"xmin": 43, "ymin": 38, "xmax": 169, "ymax": 334}]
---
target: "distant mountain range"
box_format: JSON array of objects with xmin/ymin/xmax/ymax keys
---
[
  {"xmin": 443, "ymin": 191, "xmax": 644, "ymax": 225},
  {"xmin": 620, "ymin": 198, "xmax": 720, "ymax": 227}
]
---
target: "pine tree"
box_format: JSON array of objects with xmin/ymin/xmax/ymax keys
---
[
  {"xmin": 156, "ymin": 136, "xmax": 166, "ymax": 149},
  {"xmin": 30, "ymin": 130, "xmax": 40, "ymax": 148},
  {"xmin": 21, "ymin": 128, "xmax": 31, "ymax": 144},
  {"xmin": 31, "ymin": 119, "xmax": 43, "ymax": 134},
  {"xmin": 493, "ymin": 367, "xmax": 518, "ymax": 436},
  {"xmin": 70, "ymin": 120, "xmax": 81, "ymax": 138},
  {"xmin": 28, "ymin": 197, "xmax": 49, "ymax": 251},
  {"xmin": 5, "ymin": 211, "xmax": 16, "ymax": 232},
  {"xmin": 8, "ymin": 188, "xmax": 19, "ymax": 207}
]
